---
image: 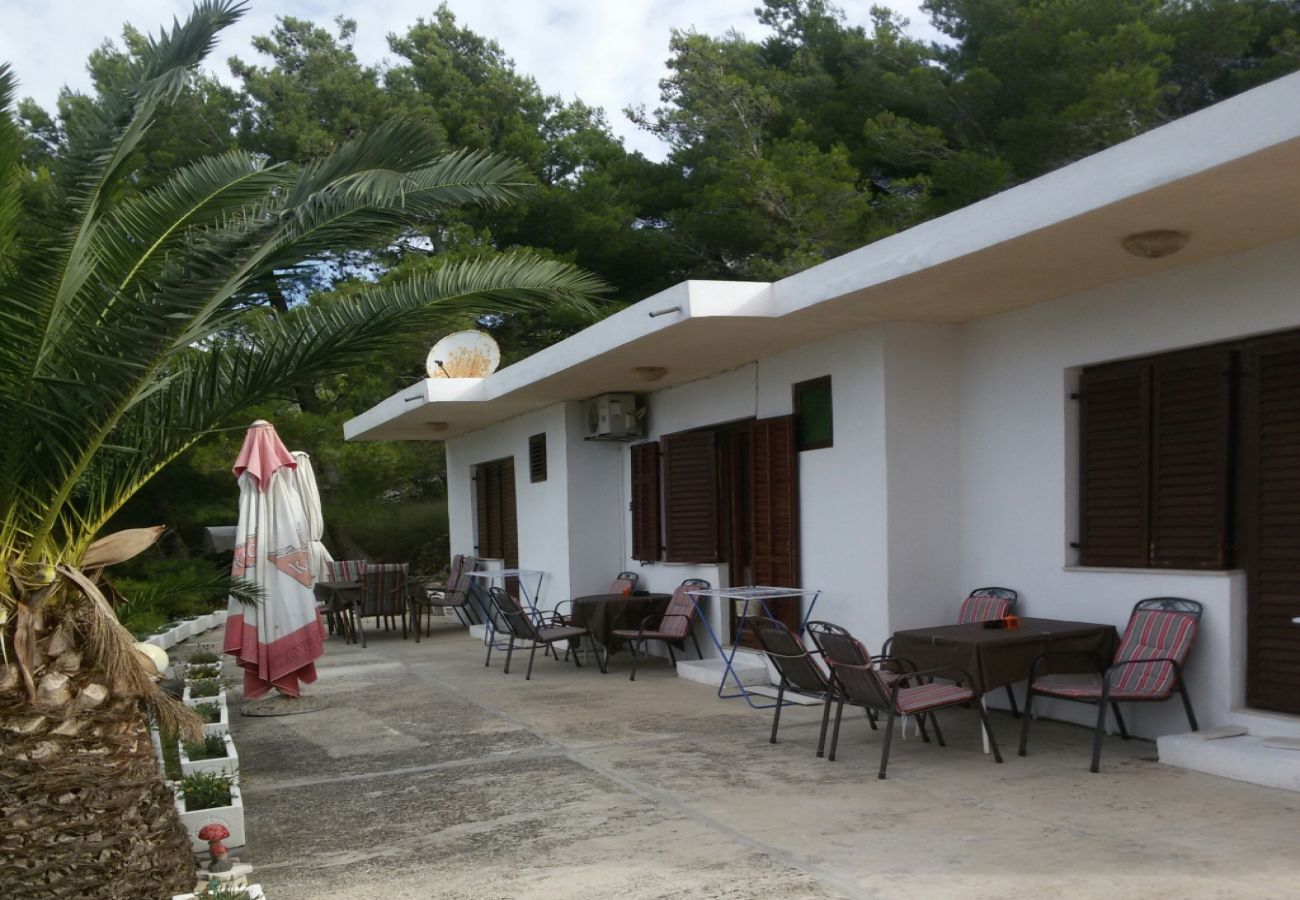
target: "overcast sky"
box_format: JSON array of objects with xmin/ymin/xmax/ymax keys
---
[{"xmin": 0, "ymin": 1, "xmax": 943, "ymax": 159}]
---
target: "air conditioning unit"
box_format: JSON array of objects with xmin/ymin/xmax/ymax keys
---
[{"xmin": 584, "ymin": 393, "xmax": 644, "ymax": 442}]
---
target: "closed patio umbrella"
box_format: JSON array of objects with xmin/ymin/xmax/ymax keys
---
[
  {"xmin": 288, "ymin": 450, "xmax": 333, "ymax": 585},
  {"xmin": 222, "ymin": 420, "xmax": 325, "ymax": 699}
]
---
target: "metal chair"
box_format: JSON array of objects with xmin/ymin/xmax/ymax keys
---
[
  {"xmin": 352, "ymin": 563, "xmax": 410, "ymax": 648},
  {"xmin": 483, "ymin": 586, "xmax": 601, "ymax": 679},
  {"xmin": 958, "ymin": 587, "xmax": 1021, "ymax": 716},
  {"xmin": 814, "ymin": 626, "xmax": 1003, "ymax": 779},
  {"xmin": 608, "ymin": 571, "xmax": 639, "ymax": 594},
  {"xmin": 413, "ymin": 555, "xmax": 478, "ymax": 640},
  {"xmin": 1019, "ymin": 597, "xmax": 1202, "ymax": 773},
  {"xmin": 611, "ymin": 578, "xmax": 709, "ymax": 681},
  {"xmin": 317, "ymin": 559, "xmax": 366, "ymax": 642},
  {"xmin": 750, "ymin": 617, "xmax": 836, "ymax": 754}
]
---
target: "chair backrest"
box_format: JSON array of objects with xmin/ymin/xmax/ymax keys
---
[
  {"xmin": 751, "ymin": 617, "xmax": 828, "ymax": 695},
  {"xmin": 658, "ymin": 579, "xmax": 710, "ymax": 639},
  {"xmin": 609, "ymin": 571, "xmax": 639, "ymax": 594},
  {"xmin": 327, "ymin": 559, "xmax": 367, "ymax": 584},
  {"xmin": 1112, "ymin": 597, "xmax": 1202, "ymax": 696},
  {"xmin": 446, "ymin": 554, "xmax": 466, "ymax": 584},
  {"xmin": 360, "ymin": 563, "xmax": 409, "ymax": 616},
  {"xmin": 807, "ymin": 622, "xmax": 893, "ymax": 709},
  {"xmin": 958, "ymin": 586, "xmax": 1018, "ymax": 624},
  {"xmin": 486, "ymin": 586, "xmax": 537, "ymax": 641}
]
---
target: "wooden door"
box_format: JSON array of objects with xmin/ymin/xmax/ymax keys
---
[
  {"xmin": 1243, "ymin": 334, "xmax": 1300, "ymax": 714},
  {"xmin": 474, "ymin": 458, "xmax": 519, "ymax": 604}
]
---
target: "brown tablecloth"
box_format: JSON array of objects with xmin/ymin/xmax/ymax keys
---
[
  {"xmin": 568, "ymin": 593, "xmax": 671, "ymax": 654},
  {"xmin": 888, "ymin": 617, "xmax": 1120, "ymax": 694}
]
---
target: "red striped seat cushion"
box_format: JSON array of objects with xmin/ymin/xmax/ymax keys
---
[
  {"xmin": 895, "ymin": 682, "xmax": 976, "ymax": 714},
  {"xmin": 1109, "ymin": 610, "xmax": 1198, "ymax": 697},
  {"xmin": 958, "ymin": 594, "xmax": 1011, "ymax": 624},
  {"xmin": 657, "ymin": 586, "xmax": 697, "ymax": 639}
]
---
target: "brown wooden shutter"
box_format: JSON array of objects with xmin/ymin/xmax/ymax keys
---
[
  {"xmin": 473, "ymin": 458, "xmax": 518, "ymax": 567},
  {"xmin": 1079, "ymin": 361, "xmax": 1150, "ymax": 567},
  {"xmin": 663, "ymin": 429, "xmax": 721, "ymax": 563},
  {"xmin": 1149, "ymin": 347, "xmax": 1233, "ymax": 568},
  {"xmin": 528, "ymin": 433, "xmax": 547, "ymax": 483},
  {"xmin": 1244, "ymin": 334, "xmax": 1300, "ymax": 714},
  {"xmin": 751, "ymin": 416, "xmax": 799, "ymax": 585},
  {"xmin": 630, "ymin": 441, "xmax": 661, "ymax": 562}
]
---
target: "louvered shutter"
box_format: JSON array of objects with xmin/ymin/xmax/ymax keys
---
[
  {"xmin": 663, "ymin": 429, "xmax": 721, "ymax": 563},
  {"xmin": 630, "ymin": 441, "xmax": 661, "ymax": 562},
  {"xmin": 1079, "ymin": 361, "xmax": 1150, "ymax": 567},
  {"xmin": 1244, "ymin": 334, "xmax": 1300, "ymax": 714},
  {"xmin": 475, "ymin": 465, "xmax": 490, "ymax": 557},
  {"xmin": 1150, "ymin": 347, "xmax": 1233, "ymax": 568},
  {"xmin": 751, "ymin": 416, "xmax": 799, "ymax": 585},
  {"xmin": 751, "ymin": 416, "xmax": 801, "ymax": 630},
  {"xmin": 500, "ymin": 458, "xmax": 518, "ymax": 568},
  {"xmin": 473, "ymin": 458, "xmax": 518, "ymax": 567},
  {"xmin": 528, "ymin": 433, "xmax": 547, "ymax": 483}
]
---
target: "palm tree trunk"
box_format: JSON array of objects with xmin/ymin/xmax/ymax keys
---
[{"xmin": 0, "ymin": 609, "xmax": 196, "ymax": 899}]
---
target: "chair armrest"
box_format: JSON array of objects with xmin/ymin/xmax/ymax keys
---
[
  {"xmin": 1103, "ymin": 656, "xmax": 1181, "ymax": 685},
  {"xmin": 872, "ymin": 654, "xmax": 920, "ymax": 674},
  {"xmin": 552, "ymin": 599, "xmax": 576, "ymax": 621},
  {"xmin": 895, "ymin": 665, "xmax": 977, "ymax": 688}
]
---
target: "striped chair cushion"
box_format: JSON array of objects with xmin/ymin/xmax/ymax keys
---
[
  {"xmin": 958, "ymin": 594, "xmax": 1012, "ymax": 623},
  {"xmin": 327, "ymin": 559, "xmax": 366, "ymax": 583},
  {"xmin": 658, "ymin": 586, "xmax": 697, "ymax": 639},
  {"xmin": 1110, "ymin": 609, "xmax": 1199, "ymax": 698},
  {"xmin": 894, "ymin": 682, "xmax": 976, "ymax": 714},
  {"xmin": 609, "ymin": 577, "xmax": 635, "ymax": 595}
]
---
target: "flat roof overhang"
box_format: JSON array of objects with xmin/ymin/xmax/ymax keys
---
[{"xmin": 347, "ymin": 71, "xmax": 1300, "ymax": 443}]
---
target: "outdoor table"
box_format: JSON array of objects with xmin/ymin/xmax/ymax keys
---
[
  {"xmin": 688, "ymin": 586, "xmax": 822, "ymax": 710},
  {"xmin": 888, "ymin": 617, "xmax": 1119, "ymax": 753},
  {"xmin": 567, "ymin": 592, "xmax": 672, "ymax": 655},
  {"xmin": 314, "ymin": 580, "xmax": 361, "ymax": 644},
  {"xmin": 887, "ymin": 617, "xmax": 1120, "ymax": 695}
]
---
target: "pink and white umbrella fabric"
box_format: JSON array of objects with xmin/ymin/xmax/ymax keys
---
[{"xmin": 223, "ymin": 420, "xmax": 325, "ymax": 698}]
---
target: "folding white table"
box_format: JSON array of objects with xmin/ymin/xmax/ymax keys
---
[{"xmin": 687, "ymin": 586, "xmax": 821, "ymax": 709}]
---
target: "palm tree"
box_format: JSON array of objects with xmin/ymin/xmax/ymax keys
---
[{"xmin": 0, "ymin": 3, "xmax": 604, "ymax": 896}]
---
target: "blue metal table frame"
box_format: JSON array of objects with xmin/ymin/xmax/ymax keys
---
[
  {"xmin": 467, "ymin": 568, "xmax": 546, "ymax": 650},
  {"xmin": 688, "ymin": 586, "xmax": 822, "ymax": 710}
]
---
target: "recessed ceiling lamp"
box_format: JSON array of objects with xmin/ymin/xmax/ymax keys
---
[
  {"xmin": 1121, "ymin": 229, "xmax": 1189, "ymax": 259},
  {"xmin": 633, "ymin": 366, "xmax": 669, "ymax": 383}
]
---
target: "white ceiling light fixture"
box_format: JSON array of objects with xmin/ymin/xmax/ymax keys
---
[{"xmin": 1121, "ymin": 229, "xmax": 1190, "ymax": 259}]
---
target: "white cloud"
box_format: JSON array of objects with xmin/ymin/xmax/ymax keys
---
[{"xmin": 0, "ymin": 0, "xmax": 943, "ymax": 159}]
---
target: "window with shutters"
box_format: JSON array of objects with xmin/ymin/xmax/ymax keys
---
[
  {"xmin": 474, "ymin": 457, "xmax": 518, "ymax": 566},
  {"xmin": 629, "ymin": 441, "xmax": 661, "ymax": 561},
  {"xmin": 662, "ymin": 428, "xmax": 722, "ymax": 563},
  {"xmin": 793, "ymin": 376, "xmax": 833, "ymax": 450},
  {"xmin": 528, "ymin": 433, "xmax": 547, "ymax": 483},
  {"xmin": 1077, "ymin": 345, "xmax": 1234, "ymax": 569}
]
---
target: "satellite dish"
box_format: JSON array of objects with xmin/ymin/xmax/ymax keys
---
[{"xmin": 426, "ymin": 331, "xmax": 501, "ymax": 379}]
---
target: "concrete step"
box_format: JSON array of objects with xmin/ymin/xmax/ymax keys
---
[
  {"xmin": 1158, "ymin": 730, "xmax": 1300, "ymax": 792},
  {"xmin": 675, "ymin": 652, "xmax": 771, "ymax": 688}
]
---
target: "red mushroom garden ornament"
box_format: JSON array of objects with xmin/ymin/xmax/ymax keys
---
[{"xmin": 197, "ymin": 823, "xmax": 232, "ymax": 872}]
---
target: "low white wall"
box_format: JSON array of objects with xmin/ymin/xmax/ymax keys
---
[{"xmin": 959, "ymin": 234, "xmax": 1300, "ymax": 736}]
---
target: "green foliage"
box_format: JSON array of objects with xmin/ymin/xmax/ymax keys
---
[
  {"xmin": 198, "ymin": 881, "xmax": 252, "ymax": 899},
  {"xmin": 187, "ymin": 680, "xmax": 221, "ymax": 699},
  {"xmin": 176, "ymin": 770, "xmax": 234, "ymax": 811},
  {"xmin": 186, "ymin": 664, "xmax": 221, "ymax": 681},
  {"xmin": 192, "ymin": 702, "xmax": 222, "ymax": 724},
  {"xmin": 188, "ymin": 649, "xmax": 220, "ymax": 664},
  {"xmin": 182, "ymin": 733, "xmax": 227, "ymax": 761}
]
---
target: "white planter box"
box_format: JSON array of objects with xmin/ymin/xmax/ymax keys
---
[
  {"xmin": 149, "ymin": 725, "xmax": 165, "ymax": 773},
  {"xmin": 169, "ymin": 622, "xmax": 191, "ymax": 643},
  {"xmin": 211, "ymin": 609, "xmax": 228, "ymax": 628},
  {"xmin": 173, "ymin": 885, "xmax": 263, "ymax": 900},
  {"xmin": 193, "ymin": 698, "xmax": 229, "ymax": 737},
  {"xmin": 179, "ymin": 732, "xmax": 238, "ymax": 778},
  {"xmin": 193, "ymin": 613, "xmax": 215, "ymax": 633},
  {"xmin": 183, "ymin": 685, "xmax": 227, "ymax": 709},
  {"xmin": 173, "ymin": 777, "xmax": 245, "ymax": 853},
  {"xmin": 155, "ymin": 630, "xmax": 177, "ymax": 650},
  {"xmin": 184, "ymin": 662, "xmax": 222, "ymax": 683}
]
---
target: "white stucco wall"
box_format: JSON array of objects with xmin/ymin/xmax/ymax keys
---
[
  {"xmin": 445, "ymin": 404, "xmax": 573, "ymax": 607},
  {"xmin": 959, "ymin": 234, "xmax": 1300, "ymax": 736}
]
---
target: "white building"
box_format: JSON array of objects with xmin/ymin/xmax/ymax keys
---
[{"xmin": 347, "ymin": 72, "xmax": 1300, "ymax": 747}]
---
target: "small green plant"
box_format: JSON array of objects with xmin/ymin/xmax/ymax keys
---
[
  {"xmin": 186, "ymin": 663, "xmax": 221, "ymax": 680},
  {"xmin": 188, "ymin": 679, "xmax": 221, "ymax": 698},
  {"xmin": 176, "ymin": 770, "xmax": 234, "ymax": 811},
  {"xmin": 192, "ymin": 702, "xmax": 222, "ymax": 724},
  {"xmin": 188, "ymin": 649, "xmax": 220, "ymax": 665},
  {"xmin": 182, "ymin": 733, "xmax": 227, "ymax": 761},
  {"xmin": 198, "ymin": 879, "xmax": 251, "ymax": 899}
]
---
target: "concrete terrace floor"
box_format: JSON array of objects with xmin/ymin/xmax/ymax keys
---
[{"xmin": 215, "ymin": 621, "xmax": 1300, "ymax": 900}]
